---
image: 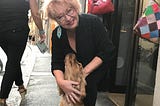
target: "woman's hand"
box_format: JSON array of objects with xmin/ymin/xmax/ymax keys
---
[{"xmin": 58, "ymin": 80, "xmax": 81, "ymax": 104}]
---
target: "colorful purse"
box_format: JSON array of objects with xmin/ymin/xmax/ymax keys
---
[
  {"xmin": 87, "ymin": 0, "xmax": 114, "ymax": 15},
  {"xmin": 133, "ymin": 0, "xmax": 160, "ymax": 43}
]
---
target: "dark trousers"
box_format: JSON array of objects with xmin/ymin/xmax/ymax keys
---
[
  {"xmin": 84, "ymin": 64, "xmax": 108, "ymax": 106},
  {"xmin": 0, "ymin": 27, "xmax": 29, "ymax": 98}
]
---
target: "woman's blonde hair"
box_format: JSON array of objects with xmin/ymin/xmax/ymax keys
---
[{"xmin": 47, "ymin": 0, "xmax": 81, "ymax": 20}]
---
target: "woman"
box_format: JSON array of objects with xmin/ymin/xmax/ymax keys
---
[
  {"xmin": 0, "ymin": 0, "xmax": 46, "ymax": 105},
  {"xmin": 47, "ymin": 0, "xmax": 115, "ymax": 106}
]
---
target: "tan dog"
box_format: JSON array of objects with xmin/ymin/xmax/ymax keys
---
[{"xmin": 59, "ymin": 53, "xmax": 86, "ymax": 106}]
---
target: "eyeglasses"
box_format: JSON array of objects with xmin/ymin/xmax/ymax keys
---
[{"xmin": 55, "ymin": 8, "xmax": 75, "ymax": 22}]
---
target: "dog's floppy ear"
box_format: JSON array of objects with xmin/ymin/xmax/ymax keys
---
[{"xmin": 78, "ymin": 62, "xmax": 83, "ymax": 70}]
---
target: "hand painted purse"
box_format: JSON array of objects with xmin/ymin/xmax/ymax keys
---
[
  {"xmin": 133, "ymin": 0, "xmax": 160, "ymax": 43},
  {"xmin": 87, "ymin": 0, "xmax": 114, "ymax": 15}
]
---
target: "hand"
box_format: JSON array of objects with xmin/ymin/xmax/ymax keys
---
[
  {"xmin": 65, "ymin": 92, "xmax": 81, "ymax": 104},
  {"xmin": 58, "ymin": 80, "xmax": 81, "ymax": 103},
  {"xmin": 39, "ymin": 34, "xmax": 46, "ymax": 42}
]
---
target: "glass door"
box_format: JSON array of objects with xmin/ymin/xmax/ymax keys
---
[
  {"xmin": 134, "ymin": 0, "xmax": 159, "ymax": 105},
  {"xmin": 105, "ymin": 0, "xmax": 137, "ymax": 105},
  {"xmin": 126, "ymin": 0, "xmax": 159, "ymax": 106}
]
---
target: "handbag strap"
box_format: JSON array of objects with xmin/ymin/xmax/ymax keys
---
[
  {"xmin": 148, "ymin": 0, "xmax": 160, "ymax": 6},
  {"xmin": 154, "ymin": 0, "xmax": 160, "ymax": 6}
]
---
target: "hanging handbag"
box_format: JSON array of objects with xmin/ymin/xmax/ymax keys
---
[
  {"xmin": 133, "ymin": 0, "xmax": 160, "ymax": 43},
  {"xmin": 87, "ymin": 0, "xmax": 114, "ymax": 15}
]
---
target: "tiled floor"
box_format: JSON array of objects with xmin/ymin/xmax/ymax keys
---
[
  {"xmin": 107, "ymin": 93, "xmax": 125, "ymax": 106},
  {"xmin": 106, "ymin": 93, "xmax": 153, "ymax": 106}
]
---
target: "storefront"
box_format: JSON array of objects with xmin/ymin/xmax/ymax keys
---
[
  {"xmin": 82, "ymin": 0, "xmax": 159, "ymax": 106},
  {"xmin": 126, "ymin": 0, "xmax": 159, "ymax": 106},
  {"xmin": 106, "ymin": 0, "xmax": 159, "ymax": 106}
]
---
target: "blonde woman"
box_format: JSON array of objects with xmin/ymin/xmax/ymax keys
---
[{"xmin": 47, "ymin": 0, "xmax": 115, "ymax": 106}]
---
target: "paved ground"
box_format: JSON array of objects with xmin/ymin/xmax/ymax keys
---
[
  {"xmin": 20, "ymin": 73, "xmax": 61, "ymax": 106},
  {"xmin": 20, "ymin": 72, "xmax": 116, "ymax": 106}
]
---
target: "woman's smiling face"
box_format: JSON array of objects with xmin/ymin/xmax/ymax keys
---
[{"xmin": 54, "ymin": 4, "xmax": 79, "ymax": 30}]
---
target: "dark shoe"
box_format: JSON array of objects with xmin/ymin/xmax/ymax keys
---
[
  {"xmin": 18, "ymin": 86, "xmax": 27, "ymax": 99},
  {"xmin": 0, "ymin": 99, "xmax": 7, "ymax": 106}
]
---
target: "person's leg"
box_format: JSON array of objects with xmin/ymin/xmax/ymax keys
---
[
  {"xmin": 83, "ymin": 65, "xmax": 107, "ymax": 106},
  {"xmin": 0, "ymin": 44, "xmax": 26, "ymax": 97},
  {"xmin": 0, "ymin": 42, "xmax": 27, "ymax": 99},
  {"xmin": 83, "ymin": 77, "xmax": 97, "ymax": 106},
  {"xmin": 13, "ymin": 29, "xmax": 28, "ymax": 98},
  {"xmin": 0, "ymin": 28, "xmax": 28, "ymax": 100}
]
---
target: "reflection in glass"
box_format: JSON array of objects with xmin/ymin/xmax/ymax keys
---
[{"xmin": 135, "ymin": 38, "xmax": 158, "ymax": 106}]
